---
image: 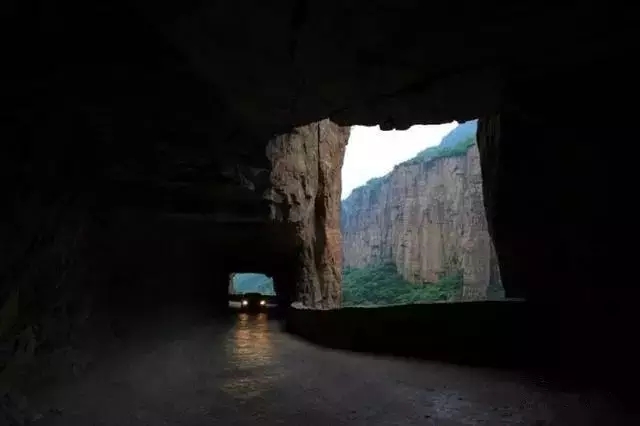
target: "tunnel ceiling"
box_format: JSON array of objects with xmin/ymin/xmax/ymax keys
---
[
  {"xmin": 132, "ymin": 1, "xmax": 632, "ymax": 131},
  {"xmin": 7, "ymin": 1, "xmax": 633, "ymax": 135}
]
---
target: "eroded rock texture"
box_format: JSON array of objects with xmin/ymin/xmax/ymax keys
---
[
  {"xmin": 342, "ymin": 144, "xmax": 501, "ymax": 300},
  {"xmin": 265, "ymin": 120, "xmax": 349, "ymax": 308}
]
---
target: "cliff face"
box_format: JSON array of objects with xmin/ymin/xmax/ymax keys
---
[{"xmin": 342, "ymin": 136, "xmax": 501, "ymax": 300}]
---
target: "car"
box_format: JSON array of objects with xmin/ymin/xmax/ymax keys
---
[{"xmin": 239, "ymin": 292, "xmax": 268, "ymax": 312}]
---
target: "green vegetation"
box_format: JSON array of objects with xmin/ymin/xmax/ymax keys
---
[
  {"xmin": 342, "ymin": 263, "xmax": 464, "ymax": 306},
  {"xmin": 437, "ymin": 119, "xmax": 477, "ymax": 148},
  {"xmin": 401, "ymin": 134, "xmax": 476, "ymax": 167},
  {"xmin": 394, "ymin": 119, "xmax": 478, "ymax": 167},
  {"xmin": 231, "ymin": 273, "xmax": 275, "ymax": 295},
  {"xmin": 364, "ymin": 175, "xmax": 390, "ymax": 190}
]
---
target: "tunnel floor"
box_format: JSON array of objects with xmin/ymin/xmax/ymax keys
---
[{"xmin": 26, "ymin": 311, "xmax": 631, "ymax": 426}]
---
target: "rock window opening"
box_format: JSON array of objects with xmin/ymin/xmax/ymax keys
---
[{"xmin": 340, "ymin": 120, "xmax": 505, "ymax": 306}]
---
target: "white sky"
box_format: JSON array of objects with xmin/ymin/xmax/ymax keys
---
[{"xmin": 341, "ymin": 122, "xmax": 458, "ymax": 199}]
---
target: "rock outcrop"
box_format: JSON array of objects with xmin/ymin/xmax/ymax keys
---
[
  {"xmin": 265, "ymin": 120, "xmax": 349, "ymax": 308},
  {"xmin": 342, "ymin": 124, "xmax": 501, "ymax": 300}
]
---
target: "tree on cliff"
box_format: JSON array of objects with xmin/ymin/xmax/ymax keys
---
[{"xmin": 342, "ymin": 264, "xmax": 463, "ymax": 306}]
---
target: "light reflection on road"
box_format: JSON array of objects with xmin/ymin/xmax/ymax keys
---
[
  {"xmin": 221, "ymin": 313, "xmax": 281, "ymax": 399},
  {"xmin": 232, "ymin": 313, "xmax": 273, "ymax": 368}
]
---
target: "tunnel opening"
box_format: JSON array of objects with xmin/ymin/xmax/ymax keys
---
[
  {"xmin": 340, "ymin": 120, "xmax": 506, "ymax": 307},
  {"xmin": 228, "ymin": 272, "xmax": 278, "ymax": 310},
  {"xmin": 228, "ymin": 273, "xmax": 276, "ymax": 297}
]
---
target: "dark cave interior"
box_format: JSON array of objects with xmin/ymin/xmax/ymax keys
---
[{"xmin": 2, "ymin": 0, "xmax": 640, "ymax": 419}]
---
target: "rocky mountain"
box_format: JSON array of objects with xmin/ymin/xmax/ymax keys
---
[
  {"xmin": 341, "ymin": 121, "xmax": 502, "ymax": 301},
  {"xmin": 438, "ymin": 119, "xmax": 477, "ymax": 148}
]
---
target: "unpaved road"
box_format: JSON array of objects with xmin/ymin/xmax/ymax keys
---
[{"xmin": 28, "ymin": 312, "xmax": 632, "ymax": 425}]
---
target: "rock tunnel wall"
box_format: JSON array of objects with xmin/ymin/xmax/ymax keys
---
[
  {"xmin": 476, "ymin": 64, "xmax": 638, "ymax": 304},
  {"xmin": 0, "ymin": 119, "xmax": 348, "ymax": 406}
]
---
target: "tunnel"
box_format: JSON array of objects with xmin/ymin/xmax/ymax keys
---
[{"xmin": 2, "ymin": 0, "xmax": 640, "ymax": 423}]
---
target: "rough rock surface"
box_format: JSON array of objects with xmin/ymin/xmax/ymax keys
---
[
  {"xmin": 265, "ymin": 120, "xmax": 349, "ymax": 308},
  {"xmin": 342, "ymin": 144, "xmax": 500, "ymax": 300}
]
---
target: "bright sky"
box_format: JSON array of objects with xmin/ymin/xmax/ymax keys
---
[{"xmin": 341, "ymin": 122, "xmax": 458, "ymax": 199}]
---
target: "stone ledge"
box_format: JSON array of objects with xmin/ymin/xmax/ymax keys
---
[
  {"xmin": 286, "ymin": 301, "xmax": 530, "ymax": 366},
  {"xmin": 284, "ymin": 300, "xmax": 640, "ymax": 399}
]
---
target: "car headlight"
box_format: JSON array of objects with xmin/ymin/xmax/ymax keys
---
[
  {"xmin": 260, "ymin": 300, "xmax": 266, "ymax": 306},
  {"xmin": 241, "ymin": 300, "xmax": 248, "ymax": 306}
]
